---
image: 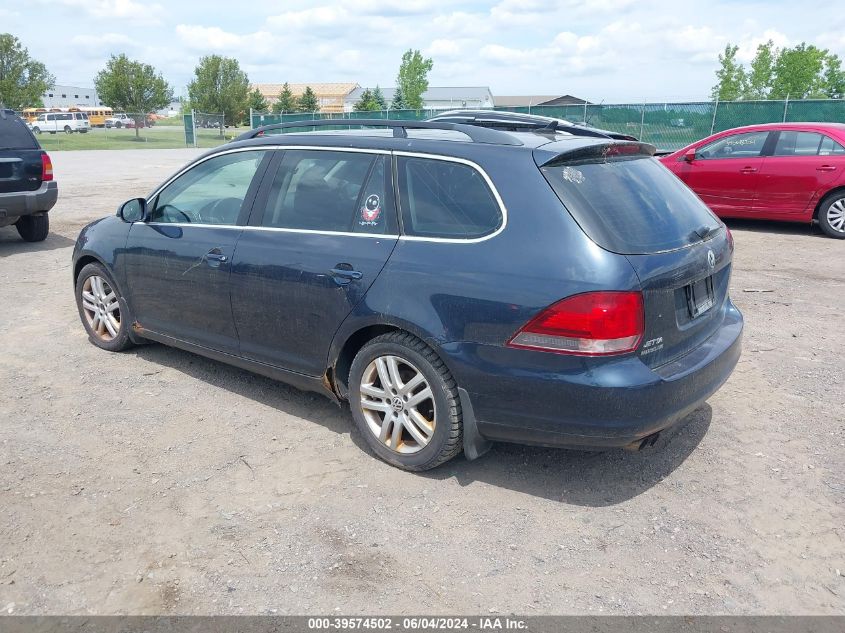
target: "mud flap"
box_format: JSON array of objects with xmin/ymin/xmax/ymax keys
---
[{"xmin": 459, "ymin": 387, "xmax": 492, "ymax": 461}]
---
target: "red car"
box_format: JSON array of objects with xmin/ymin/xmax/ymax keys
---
[{"xmin": 660, "ymin": 123, "xmax": 845, "ymax": 238}]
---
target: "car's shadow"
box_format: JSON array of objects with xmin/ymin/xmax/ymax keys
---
[
  {"xmin": 723, "ymin": 217, "xmax": 822, "ymax": 237},
  {"xmin": 129, "ymin": 343, "xmax": 710, "ymax": 505},
  {"xmin": 0, "ymin": 231, "xmax": 75, "ymax": 256}
]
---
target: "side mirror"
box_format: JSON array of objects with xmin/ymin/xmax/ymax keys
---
[
  {"xmin": 683, "ymin": 148, "xmax": 697, "ymax": 162},
  {"xmin": 118, "ymin": 198, "xmax": 146, "ymax": 223}
]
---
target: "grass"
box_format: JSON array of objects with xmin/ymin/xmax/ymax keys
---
[{"xmin": 35, "ymin": 126, "xmax": 247, "ymax": 151}]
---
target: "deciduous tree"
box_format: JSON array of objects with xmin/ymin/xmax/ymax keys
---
[
  {"xmin": 95, "ymin": 54, "xmax": 172, "ymax": 139},
  {"xmin": 0, "ymin": 33, "xmax": 54, "ymax": 109},
  {"xmin": 187, "ymin": 55, "xmax": 250, "ymax": 126},
  {"xmin": 396, "ymin": 49, "xmax": 433, "ymax": 110}
]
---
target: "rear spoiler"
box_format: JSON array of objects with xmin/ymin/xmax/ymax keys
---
[{"xmin": 537, "ymin": 141, "xmax": 657, "ymax": 167}]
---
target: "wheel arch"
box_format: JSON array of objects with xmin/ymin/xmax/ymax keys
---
[
  {"xmin": 73, "ymin": 254, "xmax": 105, "ymax": 283},
  {"xmin": 328, "ymin": 319, "xmax": 452, "ymax": 401},
  {"xmin": 813, "ymin": 186, "xmax": 845, "ymax": 220}
]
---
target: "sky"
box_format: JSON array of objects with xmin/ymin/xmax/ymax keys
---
[{"xmin": 2, "ymin": 0, "xmax": 845, "ymax": 103}]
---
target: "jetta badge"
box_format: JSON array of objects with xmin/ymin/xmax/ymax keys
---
[{"xmin": 707, "ymin": 250, "xmax": 716, "ymax": 269}]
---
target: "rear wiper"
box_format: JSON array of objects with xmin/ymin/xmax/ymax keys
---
[{"xmin": 691, "ymin": 224, "xmax": 722, "ymax": 242}]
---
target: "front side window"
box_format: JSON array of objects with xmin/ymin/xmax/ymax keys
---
[
  {"xmin": 697, "ymin": 131, "xmax": 770, "ymax": 159},
  {"xmin": 260, "ymin": 150, "xmax": 396, "ymax": 234},
  {"xmin": 151, "ymin": 151, "xmax": 266, "ymax": 225},
  {"xmin": 397, "ymin": 157, "xmax": 502, "ymax": 239}
]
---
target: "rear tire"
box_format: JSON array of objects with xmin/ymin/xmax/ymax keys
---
[
  {"xmin": 75, "ymin": 262, "xmax": 135, "ymax": 352},
  {"xmin": 15, "ymin": 213, "xmax": 49, "ymax": 242},
  {"xmin": 32, "ymin": 127, "xmax": 41, "ymax": 134},
  {"xmin": 348, "ymin": 332, "xmax": 463, "ymax": 471},
  {"xmin": 64, "ymin": 126, "xmax": 72, "ymax": 134},
  {"xmin": 115, "ymin": 122, "xmax": 122, "ymax": 129},
  {"xmin": 818, "ymin": 193, "xmax": 845, "ymax": 239}
]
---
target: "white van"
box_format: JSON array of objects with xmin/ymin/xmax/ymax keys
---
[{"xmin": 30, "ymin": 112, "xmax": 90, "ymax": 134}]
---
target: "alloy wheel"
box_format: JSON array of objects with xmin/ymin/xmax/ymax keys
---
[
  {"xmin": 81, "ymin": 275, "xmax": 121, "ymax": 341},
  {"xmin": 826, "ymin": 199, "xmax": 845, "ymax": 233},
  {"xmin": 359, "ymin": 355, "xmax": 436, "ymax": 454}
]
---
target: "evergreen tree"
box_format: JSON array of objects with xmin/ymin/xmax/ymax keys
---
[
  {"xmin": 391, "ymin": 84, "xmax": 407, "ymax": 110},
  {"xmin": 372, "ymin": 85, "xmax": 387, "ymax": 110},
  {"xmin": 272, "ymin": 82, "xmax": 298, "ymax": 113},
  {"xmin": 298, "ymin": 86, "xmax": 319, "ymax": 113}
]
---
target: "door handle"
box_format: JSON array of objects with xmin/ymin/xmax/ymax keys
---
[
  {"xmin": 205, "ymin": 250, "xmax": 229, "ymax": 268},
  {"xmin": 739, "ymin": 167, "xmax": 758, "ymax": 174},
  {"xmin": 330, "ymin": 267, "xmax": 363, "ymax": 284},
  {"xmin": 817, "ymin": 165, "xmax": 837, "ymax": 172}
]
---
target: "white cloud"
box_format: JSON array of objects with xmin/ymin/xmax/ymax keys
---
[{"xmin": 42, "ymin": 0, "xmax": 164, "ymax": 24}]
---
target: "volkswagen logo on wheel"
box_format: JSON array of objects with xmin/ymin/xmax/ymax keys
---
[{"xmin": 707, "ymin": 249, "xmax": 716, "ymax": 269}]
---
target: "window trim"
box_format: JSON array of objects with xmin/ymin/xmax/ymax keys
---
[
  {"xmin": 695, "ymin": 131, "xmax": 774, "ymax": 160},
  {"xmin": 145, "ymin": 145, "xmax": 508, "ymax": 243},
  {"xmin": 394, "ymin": 151, "xmax": 508, "ymax": 244}
]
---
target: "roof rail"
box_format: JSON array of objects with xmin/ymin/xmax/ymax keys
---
[{"xmin": 235, "ymin": 119, "xmax": 523, "ymax": 146}]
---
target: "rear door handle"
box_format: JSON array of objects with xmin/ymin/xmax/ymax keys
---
[
  {"xmin": 740, "ymin": 167, "xmax": 758, "ymax": 174},
  {"xmin": 817, "ymin": 165, "xmax": 837, "ymax": 172}
]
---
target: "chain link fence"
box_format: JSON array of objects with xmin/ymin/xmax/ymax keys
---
[{"xmin": 252, "ymin": 99, "xmax": 845, "ymax": 151}]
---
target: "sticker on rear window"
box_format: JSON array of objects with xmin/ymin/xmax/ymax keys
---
[
  {"xmin": 359, "ymin": 194, "xmax": 382, "ymax": 226},
  {"xmin": 561, "ymin": 166, "xmax": 584, "ymax": 184}
]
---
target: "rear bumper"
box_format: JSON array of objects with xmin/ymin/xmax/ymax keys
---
[
  {"xmin": 0, "ymin": 181, "xmax": 58, "ymax": 218},
  {"xmin": 441, "ymin": 302, "xmax": 743, "ymax": 449}
]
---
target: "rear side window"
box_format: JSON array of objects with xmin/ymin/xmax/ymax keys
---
[
  {"xmin": 398, "ymin": 156, "xmax": 502, "ymax": 239},
  {"xmin": 261, "ymin": 150, "xmax": 396, "ymax": 234},
  {"xmin": 0, "ymin": 112, "xmax": 38, "ymax": 149},
  {"xmin": 774, "ymin": 131, "xmax": 845, "ymax": 156},
  {"xmin": 541, "ymin": 156, "xmax": 721, "ymax": 255}
]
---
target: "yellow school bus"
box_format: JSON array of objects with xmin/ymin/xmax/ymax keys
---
[
  {"xmin": 22, "ymin": 108, "xmax": 48, "ymax": 124},
  {"xmin": 78, "ymin": 106, "xmax": 113, "ymax": 127}
]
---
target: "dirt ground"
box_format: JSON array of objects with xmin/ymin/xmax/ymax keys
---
[{"xmin": 0, "ymin": 149, "xmax": 843, "ymax": 616}]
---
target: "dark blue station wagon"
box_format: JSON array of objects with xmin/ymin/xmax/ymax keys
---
[{"xmin": 72, "ymin": 120, "xmax": 743, "ymax": 471}]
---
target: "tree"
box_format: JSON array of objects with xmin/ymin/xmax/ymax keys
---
[
  {"xmin": 353, "ymin": 88, "xmax": 380, "ymax": 111},
  {"xmin": 298, "ymin": 85, "xmax": 319, "ymax": 113},
  {"xmin": 746, "ymin": 40, "xmax": 775, "ymax": 100},
  {"xmin": 822, "ymin": 56, "xmax": 845, "ymax": 99},
  {"xmin": 711, "ymin": 44, "xmax": 747, "ymax": 101},
  {"xmin": 0, "ymin": 34, "xmax": 54, "ymax": 109},
  {"xmin": 769, "ymin": 43, "xmax": 828, "ymax": 99},
  {"xmin": 95, "ymin": 54, "xmax": 172, "ymax": 139},
  {"xmin": 396, "ymin": 49, "xmax": 433, "ymax": 110},
  {"xmin": 271, "ymin": 82, "xmax": 298, "ymax": 114},
  {"xmin": 372, "ymin": 85, "xmax": 387, "ymax": 110},
  {"xmin": 390, "ymin": 84, "xmax": 407, "ymax": 110},
  {"xmin": 187, "ymin": 55, "xmax": 250, "ymax": 126},
  {"xmin": 247, "ymin": 87, "xmax": 268, "ymax": 112}
]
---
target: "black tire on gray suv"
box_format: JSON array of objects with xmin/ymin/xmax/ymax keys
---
[{"xmin": 16, "ymin": 213, "xmax": 50, "ymax": 242}]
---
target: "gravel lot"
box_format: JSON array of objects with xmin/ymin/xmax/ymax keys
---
[{"xmin": 0, "ymin": 149, "xmax": 843, "ymax": 616}]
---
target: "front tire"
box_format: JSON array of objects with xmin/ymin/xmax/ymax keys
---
[
  {"xmin": 349, "ymin": 332, "xmax": 463, "ymax": 471},
  {"xmin": 818, "ymin": 193, "xmax": 845, "ymax": 239},
  {"xmin": 15, "ymin": 213, "xmax": 49, "ymax": 242},
  {"xmin": 75, "ymin": 262, "xmax": 135, "ymax": 352}
]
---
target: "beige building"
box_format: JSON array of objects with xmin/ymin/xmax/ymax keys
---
[{"xmin": 252, "ymin": 82, "xmax": 360, "ymax": 113}]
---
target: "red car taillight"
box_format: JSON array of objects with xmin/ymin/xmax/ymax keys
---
[
  {"xmin": 507, "ymin": 291, "xmax": 644, "ymax": 356},
  {"xmin": 41, "ymin": 153, "xmax": 53, "ymax": 181}
]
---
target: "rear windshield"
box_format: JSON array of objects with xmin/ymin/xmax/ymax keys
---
[
  {"xmin": 541, "ymin": 155, "xmax": 720, "ymax": 254},
  {"xmin": 0, "ymin": 112, "xmax": 38, "ymax": 150}
]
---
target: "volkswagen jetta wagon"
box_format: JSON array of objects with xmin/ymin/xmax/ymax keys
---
[{"xmin": 72, "ymin": 119, "xmax": 743, "ymax": 471}]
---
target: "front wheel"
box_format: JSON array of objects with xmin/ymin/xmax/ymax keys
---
[
  {"xmin": 75, "ymin": 262, "xmax": 135, "ymax": 352},
  {"xmin": 115, "ymin": 122, "xmax": 122, "ymax": 129},
  {"xmin": 348, "ymin": 332, "xmax": 463, "ymax": 471},
  {"xmin": 818, "ymin": 194, "xmax": 845, "ymax": 239},
  {"xmin": 16, "ymin": 213, "xmax": 49, "ymax": 242}
]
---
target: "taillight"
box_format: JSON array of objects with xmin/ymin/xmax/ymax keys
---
[
  {"xmin": 507, "ymin": 291, "xmax": 644, "ymax": 356},
  {"xmin": 41, "ymin": 153, "xmax": 53, "ymax": 181}
]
